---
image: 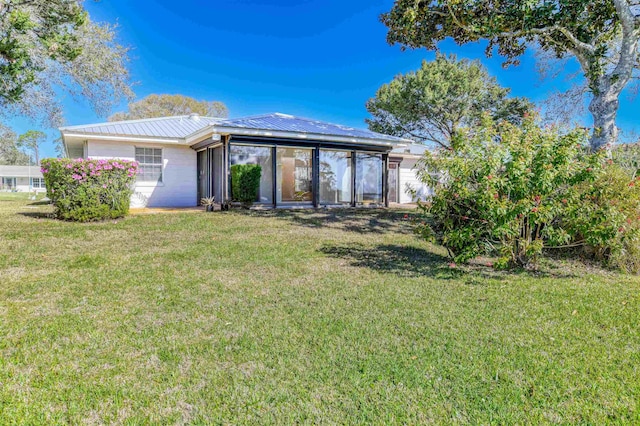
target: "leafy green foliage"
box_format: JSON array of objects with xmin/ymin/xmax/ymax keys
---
[
  {"xmin": 613, "ymin": 142, "xmax": 640, "ymax": 177},
  {"xmin": 381, "ymin": 0, "xmax": 640, "ymax": 149},
  {"xmin": 0, "ymin": 0, "xmax": 133, "ymax": 126},
  {"xmin": 366, "ymin": 54, "xmax": 532, "ymax": 149},
  {"xmin": 16, "ymin": 129, "xmax": 46, "ymax": 164},
  {"xmin": 230, "ymin": 164, "xmax": 262, "ymax": 207},
  {"xmin": 109, "ymin": 94, "xmax": 228, "ymax": 121},
  {"xmin": 41, "ymin": 158, "xmax": 137, "ymax": 222},
  {"xmin": 416, "ymin": 116, "xmax": 640, "ymax": 270},
  {"xmin": 0, "ymin": 123, "xmax": 28, "ymax": 165}
]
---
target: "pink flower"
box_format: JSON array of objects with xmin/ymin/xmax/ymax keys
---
[
  {"xmin": 102, "ymin": 184, "xmax": 107, "ymax": 189},
  {"xmin": 448, "ymin": 262, "xmax": 456, "ymax": 268},
  {"xmin": 403, "ymin": 214, "xmax": 409, "ymax": 219}
]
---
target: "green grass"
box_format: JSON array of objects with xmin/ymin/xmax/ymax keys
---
[{"xmin": 0, "ymin": 197, "xmax": 639, "ymax": 424}]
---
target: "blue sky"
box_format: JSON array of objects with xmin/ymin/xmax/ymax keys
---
[{"xmin": 9, "ymin": 0, "xmax": 639, "ymax": 159}]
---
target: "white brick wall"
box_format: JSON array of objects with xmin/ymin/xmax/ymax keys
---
[{"xmin": 87, "ymin": 140, "xmax": 197, "ymax": 208}]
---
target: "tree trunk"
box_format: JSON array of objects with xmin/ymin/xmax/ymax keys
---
[{"xmin": 588, "ymin": 83, "xmax": 620, "ymax": 151}]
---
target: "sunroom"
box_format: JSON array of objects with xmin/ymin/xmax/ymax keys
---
[{"xmin": 192, "ymin": 114, "xmax": 408, "ymax": 208}]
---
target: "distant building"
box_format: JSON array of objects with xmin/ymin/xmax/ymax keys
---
[{"xmin": 0, "ymin": 165, "xmax": 46, "ymax": 193}]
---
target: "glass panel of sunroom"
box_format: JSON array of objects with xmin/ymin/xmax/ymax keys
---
[
  {"xmin": 276, "ymin": 147, "xmax": 313, "ymax": 204},
  {"xmin": 356, "ymin": 152, "xmax": 383, "ymax": 205},
  {"xmin": 319, "ymin": 150, "xmax": 352, "ymax": 205},
  {"xmin": 230, "ymin": 145, "xmax": 273, "ymax": 204}
]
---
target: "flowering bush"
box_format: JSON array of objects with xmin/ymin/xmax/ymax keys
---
[
  {"xmin": 415, "ymin": 115, "xmax": 640, "ymax": 271},
  {"xmin": 41, "ymin": 158, "xmax": 138, "ymax": 222}
]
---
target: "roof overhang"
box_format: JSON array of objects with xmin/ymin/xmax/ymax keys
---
[{"xmin": 211, "ymin": 125, "xmax": 406, "ymax": 148}]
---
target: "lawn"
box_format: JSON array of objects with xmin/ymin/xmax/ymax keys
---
[{"xmin": 0, "ymin": 195, "xmax": 639, "ymax": 424}]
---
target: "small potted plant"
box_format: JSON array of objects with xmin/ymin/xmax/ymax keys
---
[{"xmin": 200, "ymin": 196, "xmax": 216, "ymax": 212}]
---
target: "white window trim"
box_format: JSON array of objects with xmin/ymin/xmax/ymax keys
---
[{"xmin": 135, "ymin": 146, "xmax": 164, "ymax": 186}]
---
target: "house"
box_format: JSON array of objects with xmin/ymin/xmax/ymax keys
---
[
  {"xmin": 389, "ymin": 143, "xmax": 433, "ymax": 204},
  {"xmin": 60, "ymin": 113, "xmax": 425, "ymax": 208},
  {"xmin": 0, "ymin": 165, "xmax": 46, "ymax": 193}
]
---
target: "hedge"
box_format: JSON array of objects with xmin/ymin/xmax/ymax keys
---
[
  {"xmin": 230, "ymin": 164, "xmax": 262, "ymax": 207},
  {"xmin": 41, "ymin": 158, "xmax": 138, "ymax": 222}
]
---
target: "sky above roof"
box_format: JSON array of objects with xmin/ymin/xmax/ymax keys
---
[{"xmin": 8, "ymin": 0, "xmax": 639, "ymax": 159}]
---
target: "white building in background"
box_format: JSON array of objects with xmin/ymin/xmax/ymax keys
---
[
  {"xmin": 0, "ymin": 165, "xmax": 46, "ymax": 193},
  {"xmin": 389, "ymin": 143, "xmax": 433, "ymax": 204}
]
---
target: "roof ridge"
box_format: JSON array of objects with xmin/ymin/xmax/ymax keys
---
[
  {"xmin": 224, "ymin": 112, "xmax": 360, "ymax": 129},
  {"xmin": 60, "ymin": 115, "xmax": 223, "ymax": 131}
]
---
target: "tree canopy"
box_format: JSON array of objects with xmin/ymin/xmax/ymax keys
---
[
  {"xmin": 381, "ymin": 0, "xmax": 640, "ymax": 150},
  {"xmin": 0, "ymin": 0, "xmax": 134, "ymax": 126},
  {"xmin": 109, "ymin": 94, "xmax": 229, "ymax": 121},
  {"xmin": 366, "ymin": 54, "xmax": 532, "ymax": 149},
  {"xmin": 17, "ymin": 129, "xmax": 46, "ymax": 164},
  {"xmin": 0, "ymin": 124, "xmax": 28, "ymax": 165}
]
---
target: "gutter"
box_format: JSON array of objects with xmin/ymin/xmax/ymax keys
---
[{"xmin": 60, "ymin": 132, "xmax": 185, "ymax": 145}]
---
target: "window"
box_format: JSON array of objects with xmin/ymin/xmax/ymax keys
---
[
  {"xmin": 31, "ymin": 177, "xmax": 45, "ymax": 189},
  {"xmin": 355, "ymin": 152, "xmax": 383, "ymax": 205},
  {"xmin": 230, "ymin": 145, "xmax": 273, "ymax": 203},
  {"xmin": 1, "ymin": 177, "xmax": 16, "ymax": 190},
  {"xmin": 276, "ymin": 148, "xmax": 313, "ymax": 203},
  {"xmin": 319, "ymin": 150, "xmax": 352, "ymax": 205},
  {"xmin": 135, "ymin": 147, "xmax": 163, "ymax": 183}
]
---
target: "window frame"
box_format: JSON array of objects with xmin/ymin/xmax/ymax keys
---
[
  {"xmin": 31, "ymin": 177, "xmax": 45, "ymax": 189},
  {"xmin": 135, "ymin": 147, "xmax": 164, "ymax": 184}
]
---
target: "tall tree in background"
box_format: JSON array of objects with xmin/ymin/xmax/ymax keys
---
[
  {"xmin": 109, "ymin": 94, "xmax": 229, "ymax": 121},
  {"xmin": 0, "ymin": 0, "xmax": 134, "ymax": 126},
  {"xmin": 381, "ymin": 0, "xmax": 640, "ymax": 150},
  {"xmin": 0, "ymin": 124, "xmax": 28, "ymax": 165},
  {"xmin": 366, "ymin": 54, "xmax": 532, "ymax": 149},
  {"xmin": 17, "ymin": 129, "xmax": 46, "ymax": 164}
]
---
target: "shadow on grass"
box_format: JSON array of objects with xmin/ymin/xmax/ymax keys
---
[
  {"xmin": 18, "ymin": 211, "xmax": 55, "ymax": 219},
  {"xmin": 250, "ymin": 208, "xmax": 417, "ymax": 235},
  {"xmin": 320, "ymin": 243, "xmax": 462, "ymax": 279},
  {"xmin": 320, "ymin": 243, "xmax": 582, "ymax": 281},
  {"xmin": 27, "ymin": 200, "xmax": 51, "ymax": 206}
]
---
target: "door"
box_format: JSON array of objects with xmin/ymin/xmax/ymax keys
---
[
  {"xmin": 388, "ymin": 163, "xmax": 399, "ymax": 203},
  {"xmin": 197, "ymin": 150, "xmax": 208, "ymax": 201}
]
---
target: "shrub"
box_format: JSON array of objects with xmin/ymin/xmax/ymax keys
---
[
  {"xmin": 612, "ymin": 142, "xmax": 640, "ymax": 177},
  {"xmin": 415, "ymin": 115, "xmax": 640, "ymax": 271},
  {"xmin": 566, "ymin": 164, "xmax": 640, "ymax": 273},
  {"xmin": 41, "ymin": 158, "xmax": 138, "ymax": 222},
  {"xmin": 230, "ymin": 164, "xmax": 261, "ymax": 207}
]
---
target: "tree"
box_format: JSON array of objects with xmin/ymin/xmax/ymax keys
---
[
  {"xmin": 0, "ymin": 0, "xmax": 134, "ymax": 126},
  {"xmin": 366, "ymin": 54, "xmax": 532, "ymax": 149},
  {"xmin": 17, "ymin": 130, "xmax": 46, "ymax": 164},
  {"xmin": 0, "ymin": 123, "xmax": 29, "ymax": 165},
  {"xmin": 109, "ymin": 94, "xmax": 229, "ymax": 121},
  {"xmin": 381, "ymin": 0, "xmax": 640, "ymax": 150}
]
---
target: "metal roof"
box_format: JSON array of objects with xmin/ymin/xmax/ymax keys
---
[
  {"xmin": 60, "ymin": 112, "xmax": 411, "ymax": 146},
  {"xmin": 60, "ymin": 115, "xmax": 222, "ymax": 139},
  {"xmin": 391, "ymin": 143, "xmax": 430, "ymax": 157},
  {"xmin": 216, "ymin": 113, "xmax": 410, "ymax": 144}
]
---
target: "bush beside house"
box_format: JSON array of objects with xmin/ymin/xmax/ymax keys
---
[
  {"xmin": 230, "ymin": 164, "xmax": 261, "ymax": 207},
  {"xmin": 415, "ymin": 116, "xmax": 640, "ymax": 272},
  {"xmin": 41, "ymin": 158, "xmax": 138, "ymax": 222}
]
